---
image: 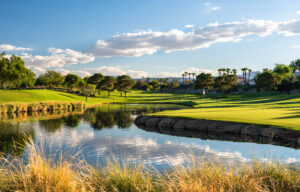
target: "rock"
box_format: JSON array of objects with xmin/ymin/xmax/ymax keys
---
[
  {"xmin": 241, "ymin": 126, "xmax": 260, "ymax": 136},
  {"xmin": 145, "ymin": 118, "xmax": 162, "ymax": 127},
  {"xmin": 223, "ymin": 124, "xmax": 243, "ymax": 134},
  {"xmin": 261, "ymin": 128, "xmax": 281, "ymax": 138},
  {"xmin": 186, "ymin": 120, "xmax": 207, "ymax": 131},
  {"xmin": 134, "ymin": 116, "xmax": 151, "ymax": 125},
  {"xmin": 173, "ymin": 120, "xmax": 187, "ymax": 130},
  {"xmin": 158, "ymin": 118, "xmax": 176, "ymax": 128},
  {"xmin": 207, "ymin": 122, "xmax": 221, "ymax": 132}
]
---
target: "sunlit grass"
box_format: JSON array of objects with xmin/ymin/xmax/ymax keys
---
[
  {"xmin": 2, "ymin": 90, "xmax": 300, "ymax": 129},
  {"xmin": 0, "ymin": 139, "xmax": 299, "ymax": 192}
]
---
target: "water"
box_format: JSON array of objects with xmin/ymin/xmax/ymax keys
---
[{"xmin": 0, "ymin": 104, "xmax": 299, "ymax": 168}]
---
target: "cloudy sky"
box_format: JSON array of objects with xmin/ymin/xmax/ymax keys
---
[{"xmin": 1, "ymin": 0, "xmax": 300, "ymax": 77}]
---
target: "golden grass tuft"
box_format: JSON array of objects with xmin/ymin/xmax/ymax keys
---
[{"xmin": 0, "ymin": 139, "xmax": 299, "ymax": 192}]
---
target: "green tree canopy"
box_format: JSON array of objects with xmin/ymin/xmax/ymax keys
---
[
  {"xmin": 98, "ymin": 76, "xmax": 116, "ymax": 96},
  {"xmin": 273, "ymin": 64, "xmax": 292, "ymax": 78},
  {"xmin": 149, "ymin": 80, "xmax": 160, "ymax": 91},
  {"xmin": 64, "ymin": 74, "xmax": 80, "ymax": 88},
  {"xmin": 254, "ymin": 69, "xmax": 282, "ymax": 91},
  {"xmin": 195, "ymin": 73, "xmax": 214, "ymax": 91},
  {"xmin": 289, "ymin": 59, "xmax": 300, "ymax": 72},
  {"xmin": 87, "ymin": 73, "xmax": 104, "ymax": 85},
  {"xmin": 36, "ymin": 70, "xmax": 64, "ymax": 87},
  {"xmin": 116, "ymin": 75, "xmax": 135, "ymax": 98}
]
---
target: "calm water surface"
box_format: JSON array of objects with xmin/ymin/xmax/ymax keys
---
[{"xmin": 0, "ymin": 104, "xmax": 299, "ymax": 168}]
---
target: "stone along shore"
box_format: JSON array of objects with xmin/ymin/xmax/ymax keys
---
[{"xmin": 134, "ymin": 116, "xmax": 300, "ymax": 147}]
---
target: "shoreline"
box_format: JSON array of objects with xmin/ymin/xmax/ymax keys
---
[{"xmin": 134, "ymin": 115, "xmax": 300, "ymax": 147}]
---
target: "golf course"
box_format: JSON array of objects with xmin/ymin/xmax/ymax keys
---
[{"xmin": 1, "ymin": 89, "xmax": 300, "ymax": 130}]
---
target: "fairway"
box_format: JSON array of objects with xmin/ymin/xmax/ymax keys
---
[{"xmin": 1, "ymin": 90, "xmax": 300, "ymax": 130}]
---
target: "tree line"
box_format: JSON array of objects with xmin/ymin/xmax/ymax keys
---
[{"xmin": 1, "ymin": 52, "xmax": 300, "ymax": 97}]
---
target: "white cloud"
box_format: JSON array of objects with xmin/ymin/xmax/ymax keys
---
[
  {"xmin": 0, "ymin": 44, "xmax": 32, "ymax": 51},
  {"xmin": 87, "ymin": 19, "xmax": 282, "ymax": 57},
  {"xmin": 184, "ymin": 24, "xmax": 194, "ymax": 28},
  {"xmin": 22, "ymin": 47, "xmax": 95, "ymax": 69},
  {"xmin": 291, "ymin": 45, "xmax": 300, "ymax": 48},
  {"xmin": 278, "ymin": 20, "xmax": 300, "ymax": 36},
  {"xmin": 296, "ymin": 10, "xmax": 300, "ymax": 15},
  {"xmin": 204, "ymin": 2, "xmax": 221, "ymax": 13}
]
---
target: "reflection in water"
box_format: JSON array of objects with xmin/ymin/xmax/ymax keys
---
[
  {"xmin": 0, "ymin": 122, "xmax": 34, "ymax": 156},
  {"xmin": 0, "ymin": 104, "xmax": 299, "ymax": 168}
]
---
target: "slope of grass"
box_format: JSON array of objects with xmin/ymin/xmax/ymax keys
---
[
  {"xmin": 125, "ymin": 91, "xmax": 300, "ymax": 130},
  {"xmin": 2, "ymin": 90, "xmax": 300, "ymax": 129},
  {"xmin": 0, "ymin": 89, "xmax": 126, "ymax": 106},
  {"xmin": 0, "ymin": 140, "xmax": 299, "ymax": 192}
]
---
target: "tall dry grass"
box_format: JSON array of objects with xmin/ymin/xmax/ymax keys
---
[{"xmin": 0, "ymin": 139, "xmax": 299, "ymax": 192}]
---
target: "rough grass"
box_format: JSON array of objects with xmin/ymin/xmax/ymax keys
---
[{"xmin": 0, "ymin": 140, "xmax": 299, "ymax": 192}]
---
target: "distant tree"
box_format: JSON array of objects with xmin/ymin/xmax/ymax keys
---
[
  {"xmin": 22, "ymin": 70, "xmax": 36, "ymax": 88},
  {"xmin": 273, "ymin": 64, "xmax": 292, "ymax": 78},
  {"xmin": 64, "ymin": 74, "xmax": 80, "ymax": 89},
  {"xmin": 116, "ymin": 75, "xmax": 135, "ymax": 98},
  {"xmin": 87, "ymin": 73, "xmax": 104, "ymax": 95},
  {"xmin": 98, "ymin": 76, "xmax": 116, "ymax": 96},
  {"xmin": 168, "ymin": 78, "xmax": 180, "ymax": 91},
  {"xmin": 254, "ymin": 69, "xmax": 282, "ymax": 91},
  {"xmin": 241, "ymin": 67, "xmax": 248, "ymax": 84},
  {"xmin": 36, "ymin": 70, "xmax": 64, "ymax": 88},
  {"xmin": 9, "ymin": 55, "xmax": 35, "ymax": 89},
  {"xmin": 214, "ymin": 74, "xmax": 237, "ymax": 92},
  {"xmin": 82, "ymin": 84, "xmax": 96, "ymax": 101},
  {"xmin": 195, "ymin": 73, "xmax": 214, "ymax": 92},
  {"xmin": 134, "ymin": 79, "xmax": 145, "ymax": 90},
  {"xmin": 277, "ymin": 75, "xmax": 296, "ymax": 94},
  {"xmin": 77, "ymin": 79, "xmax": 86, "ymax": 89},
  {"xmin": 248, "ymin": 69, "xmax": 252, "ymax": 83},
  {"xmin": 149, "ymin": 80, "xmax": 160, "ymax": 91},
  {"xmin": 0, "ymin": 53, "xmax": 10, "ymax": 89},
  {"xmin": 290, "ymin": 59, "xmax": 300, "ymax": 72}
]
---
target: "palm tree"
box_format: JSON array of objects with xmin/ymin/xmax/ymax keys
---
[
  {"xmin": 241, "ymin": 68, "xmax": 248, "ymax": 84},
  {"xmin": 184, "ymin": 72, "xmax": 188, "ymax": 84},
  {"xmin": 217, "ymin": 69, "xmax": 222, "ymax": 76},
  {"xmin": 232, "ymin": 69, "xmax": 237, "ymax": 75},
  {"xmin": 182, "ymin": 73, "xmax": 185, "ymax": 85},
  {"xmin": 192, "ymin": 73, "xmax": 196, "ymax": 82},
  {"xmin": 248, "ymin": 69, "xmax": 252, "ymax": 83},
  {"xmin": 226, "ymin": 68, "xmax": 231, "ymax": 75},
  {"xmin": 188, "ymin": 72, "xmax": 192, "ymax": 84}
]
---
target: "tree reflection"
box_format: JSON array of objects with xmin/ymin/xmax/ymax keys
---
[{"xmin": 0, "ymin": 123, "xmax": 34, "ymax": 156}]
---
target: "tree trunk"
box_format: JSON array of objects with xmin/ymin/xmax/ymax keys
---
[
  {"xmin": 98, "ymin": 89, "xmax": 100, "ymax": 95},
  {"xmin": 125, "ymin": 91, "xmax": 127, "ymax": 99},
  {"xmin": 86, "ymin": 96, "xmax": 88, "ymax": 101},
  {"xmin": 120, "ymin": 92, "xmax": 122, "ymax": 97},
  {"xmin": 108, "ymin": 91, "xmax": 110, "ymax": 96}
]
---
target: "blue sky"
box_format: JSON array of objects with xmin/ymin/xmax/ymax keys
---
[{"xmin": 1, "ymin": 0, "xmax": 300, "ymax": 77}]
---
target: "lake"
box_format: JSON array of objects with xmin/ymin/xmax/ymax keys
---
[{"xmin": 0, "ymin": 104, "xmax": 299, "ymax": 169}]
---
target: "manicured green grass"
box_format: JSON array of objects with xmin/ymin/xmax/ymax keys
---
[
  {"xmin": 0, "ymin": 89, "xmax": 126, "ymax": 106},
  {"xmin": 1, "ymin": 90, "xmax": 300, "ymax": 130},
  {"xmin": 125, "ymin": 91, "xmax": 300, "ymax": 130}
]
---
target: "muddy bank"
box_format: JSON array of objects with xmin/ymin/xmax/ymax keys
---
[{"xmin": 134, "ymin": 116, "xmax": 300, "ymax": 148}]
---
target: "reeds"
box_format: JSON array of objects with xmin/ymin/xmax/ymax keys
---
[
  {"xmin": 0, "ymin": 102, "xmax": 85, "ymax": 114},
  {"xmin": 0, "ymin": 139, "xmax": 299, "ymax": 192}
]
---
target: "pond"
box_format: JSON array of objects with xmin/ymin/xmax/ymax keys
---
[{"xmin": 0, "ymin": 104, "xmax": 299, "ymax": 169}]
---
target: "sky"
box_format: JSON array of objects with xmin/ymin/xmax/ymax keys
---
[{"xmin": 1, "ymin": 0, "xmax": 300, "ymax": 78}]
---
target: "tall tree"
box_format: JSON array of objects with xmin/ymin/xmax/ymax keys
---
[
  {"xmin": 87, "ymin": 73, "xmax": 104, "ymax": 95},
  {"xmin": 254, "ymin": 69, "xmax": 282, "ymax": 91},
  {"xmin": 116, "ymin": 75, "xmax": 135, "ymax": 98},
  {"xmin": 0, "ymin": 53, "xmax": 10, "ymax": 89},
  {"xmin": 98, "ymin": 76, "xmax": 116, "ymax": 96},
  {"xmin": 195, "ymin": 73, "xmax": 214, "ymax": 92},
  {"xmin": 82, "ymin": 84, "xmax": 96, "ymax": 101},
  {"xmin": 36, "ymin": 70, "xmax": 64, "ymax": 88},
  {"xmin": 289, "ymin": 59, "xmax": 300, "ymax": 72},
  {"xmin": 64, "ymin": 74, "xmax": 80, "ymax": 89},
  {"xmin": 168, "ymin": 78, "xmax": 180, "ymax": 91},
  {"xmin": 273, "ymin": 64, "xmax": 292, "ymax": 78}
]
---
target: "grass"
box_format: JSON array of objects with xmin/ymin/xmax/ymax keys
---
[
  {"xmin": 2, "ymin": 90, "xmax": 300, "ymax": 129},
  {"xmin": 0, "ymin": 140, "xmax": 299, "ymax": 192}
]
